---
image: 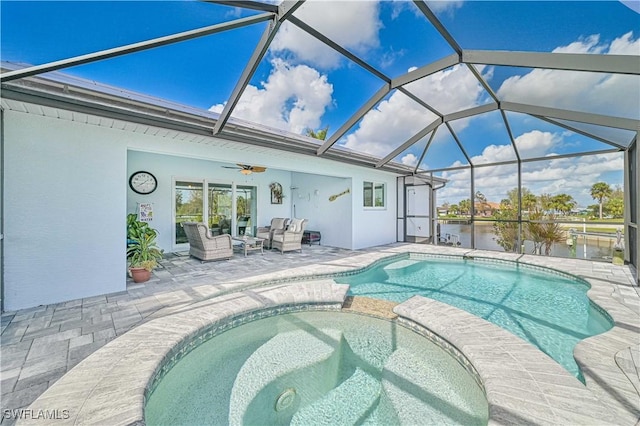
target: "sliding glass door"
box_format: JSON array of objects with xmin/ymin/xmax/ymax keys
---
[
  {"xmin": 174, "ymin": 180, "xmax": 257, "ymax": 247},
  {"xmin": 175, "ymin": 181, "xmax": 204, "ymax": 244},
  {"xmin": 208, "ymin": 184, "xmax": 232, "ymax": 236},
  {"xmin": 236, "ymin": 185, "xmax": 257, "ymax": 236}
]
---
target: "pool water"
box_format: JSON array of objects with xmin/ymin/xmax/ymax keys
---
[
  {"xmin": 145, "ymin": 312, "xmax": 488, "ymax": 426},
  {"xmin": 336, "ymin": 256, "xmax": 613, "ymax": 380}
]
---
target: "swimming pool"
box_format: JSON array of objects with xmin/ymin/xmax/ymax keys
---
[
  {"xmin": 335, "ymin": 254, "xmax": 613, "ymax": 381},
  {"xmin": 145, "ymin": 311, "xmax": 489, "ymax": 425}
]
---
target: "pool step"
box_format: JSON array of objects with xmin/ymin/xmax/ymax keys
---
[
  {"xmin": 381, "ymin": 347, "xmax": 487, "ymax": 426},
  {"xmin": 228, "ymin": 328, "xmax": 345, "ymax": 426},
  {"xmin": 290, "ymin": 367, "xmax": 381, "ymax": 426}
]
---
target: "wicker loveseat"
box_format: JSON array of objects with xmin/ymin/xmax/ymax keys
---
[
  {"xmin": 271, "ymin": 218, "xmax": 308, "ymax": 254},
  {"xmin": 182, "ymin": 222, "xmax": 233, "ymax": 262}
]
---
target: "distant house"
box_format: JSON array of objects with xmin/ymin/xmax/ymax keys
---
[
  {"xmin": 437, "ymin": 206, "xmax": 450, "ymax": 216},
  {"xmin": 475, "ymin": 201, "xmax": 501, "ymax": 217}
]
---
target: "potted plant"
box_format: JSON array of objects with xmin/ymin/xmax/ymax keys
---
[{"xmin": 127, "ymin": 214, "xmax": 163, "ymax": 283}]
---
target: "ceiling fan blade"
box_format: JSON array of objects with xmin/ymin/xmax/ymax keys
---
[
  {"xmin": 222, "ymin": 166, "xmax": 240, "ymax": 169},
  {"xmin": 252, "ymin": 166, "xmax": 267, "ymax": 172}
]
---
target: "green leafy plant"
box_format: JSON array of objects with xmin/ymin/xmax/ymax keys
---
[
  {"xmin": 526, "ymin": 210, "xmax": 565, "ymax": 256},
  {"xmin": 127, "ymin": 213, "xmax": 157, "ymax": 244},
  {"xmin": 126, "ymin": 214, "xmax": 163, "ymax": 271}
]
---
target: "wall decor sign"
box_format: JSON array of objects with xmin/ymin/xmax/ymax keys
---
[{"xmin": 138, "ymin": 203, "xmax": 153, "ymax": 222}]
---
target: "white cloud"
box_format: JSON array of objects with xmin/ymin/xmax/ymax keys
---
[
  {"xmin": 406, "ymin": 64, "xmax": 488, "ymax": 114},
  {"xmin": 497, "ymin": 32, "xmax": 640, "ymax": 118},
  {"xmin": 437, "ymin": 147, "xmax": 624, "ymax": 207},
  {"xmin": 470, "ymin": 143, "xmax": 517, "ymax": 164},
  {"xmin": 610, "ymin": 31, "xmax": 640, "ymax": 55},
  {"xmin": 425, "ymin": 0, "xmax": 464, "ymax": 14},
  {"xmin": 270, "ymin": 1, "xmax": 381, "ymax": 69},
  {"xmin": 341, "ymin": 64, "xmax": 487, "ymax": 158},
  {"xmin": 514, "ymin": 130, "xmax": 559, "ymax": 158},
  {"xmin": 340, "ymin": 91, "xmax": 438, "ymax": 157},
  {"xmin": 209, "ymin": 59, "xmax": 333, "ymax": 134},
  {"xmin": 401, "ymin": 153, "xmax": 419, "ymax": 167},
  {"xmin": 551, "ymin": 35, "xmax": 605, "ymax": 54}
]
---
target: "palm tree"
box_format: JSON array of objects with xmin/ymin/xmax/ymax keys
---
[
  {"xmin": 538, "ymin": 193, "xmax": 553, "ymax": 212},
  {"xmin": 305, "ymin": 126, "xmax": 329, "ymax": 141},
  {"xmin": 522, "ymin": 193, "xmax": 537, "ymax": 212},
  {"xmin": 550, "ymin": 193, "xmax": 576, "ymax": 216},
  {"xmin": 459, "ymin": 199, "xmax": 471, "ymax": 216},
  {"xmin": 590, "ymin": 182, "xmax": 612, "ymax": 220}
]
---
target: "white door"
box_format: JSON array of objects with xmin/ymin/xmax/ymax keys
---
[{"xmin": 406, "ymin": 185, "xmax": 430, "ymax": 241}]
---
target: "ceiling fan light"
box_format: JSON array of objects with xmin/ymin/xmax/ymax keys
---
[{"xmin": 240, "ymin": 169, "xmax": 252, "ymax": 175}]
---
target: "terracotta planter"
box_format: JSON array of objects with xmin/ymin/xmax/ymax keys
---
[{"xmin": 129, "ymin": 267, "xmax": 151, "ymax": 283}]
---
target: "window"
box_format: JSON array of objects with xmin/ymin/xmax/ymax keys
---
[{"xmin": 364, "ymin": 181, "xmax": 385, "ymax": 208}]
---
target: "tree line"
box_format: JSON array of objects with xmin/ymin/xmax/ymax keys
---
[{"xmin": 444, "ymin": 182, "xmax": 622, "ymax": 220}]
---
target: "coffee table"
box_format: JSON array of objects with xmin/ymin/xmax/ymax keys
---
[{"xmin": 232, "ymin": 236, "xmax": 265, "ymax": 257}]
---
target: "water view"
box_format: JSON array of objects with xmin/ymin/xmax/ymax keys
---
[{"xmin": 439, "ymin": 222, "xmax": 620, "ymax": 261}]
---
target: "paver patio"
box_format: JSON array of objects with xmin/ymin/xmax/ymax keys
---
[{"xmin": 1, "ymin": 243, "xmax": 638, "ymax": 425}]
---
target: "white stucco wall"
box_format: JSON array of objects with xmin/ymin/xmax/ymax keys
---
[
  {"xmin": 350, "ymin": 175, "xmax": 398, "ymax": 249},
  {"xmin": 3, "ymin": 105, "xmax": 402, "ymax": 310},
  {"xmin": 290, "ymin": 172, "xmax": 353, "ymax": 249},
  {"xmin": 4, "ymin": 111, "xmax": 127, "ymax": 310}
]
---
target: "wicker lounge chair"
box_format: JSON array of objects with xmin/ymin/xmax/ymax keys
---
[
  {"xmin": 182, "ymin": 222, "xmax": 233, "ymax": 261},
  {"xmin": 256, "ymin": 217, "xmax": 289, "ymax": 249},
  {"xmin": 271, "ymin": 218, "xmax": 308, "ymax": 254}
]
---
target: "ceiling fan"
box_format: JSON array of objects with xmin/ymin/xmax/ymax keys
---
[{"xmin": 222, "ymin": 163, "xmax": 267, "ymax": 175}]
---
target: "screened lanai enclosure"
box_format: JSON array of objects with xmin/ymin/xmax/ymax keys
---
[{"xmin": 1, "ymin": 0, "xmax": 639, "ymax": 274}]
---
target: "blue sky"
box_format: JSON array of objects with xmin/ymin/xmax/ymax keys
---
[{"xmin": 2, "ymin": 0, "xmax": 638, "ymax": 207}]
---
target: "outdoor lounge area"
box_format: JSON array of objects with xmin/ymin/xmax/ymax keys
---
[
  {"xmin": 1, "ymin": 1, "xmax": 639, "ymax": 425},
  {"xmin": 1, "ymin": 244, "xmax": 639, "ymax": 425}
]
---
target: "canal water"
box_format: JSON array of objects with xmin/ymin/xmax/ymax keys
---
[{"xmin": 439, "ymin": 222, "xmax": 619, "ymax": 261}]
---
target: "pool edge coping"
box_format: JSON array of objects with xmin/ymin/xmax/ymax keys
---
[{"xmin": 17, "ymin": 245, "xmax": 639, "ymax": 425}]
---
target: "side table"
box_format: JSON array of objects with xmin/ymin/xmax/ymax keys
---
[
  {"xmin": 232, "ymin": 237, "xmax": 265, "ymax": 257},
  {"xmin": 302, "ymin": 230, "xmax": 321, "ymax": 246}
]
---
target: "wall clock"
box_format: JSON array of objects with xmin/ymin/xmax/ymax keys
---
[{"xmin": 129, "ymin": 171, "xmax": 157, "ymax": 195}]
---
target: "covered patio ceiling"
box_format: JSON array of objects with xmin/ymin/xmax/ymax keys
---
[{"xmin": 1, "ymin": 0, "xmax": 638, "ymax": 175}]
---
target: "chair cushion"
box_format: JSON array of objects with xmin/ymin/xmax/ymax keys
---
[
  {"xmin": 272, "ymin": 218, "xmax": 288, "ymax": 230},
  {"xmin": 289, "ymin": 219, "xmax": 303, "ymax": 233}
]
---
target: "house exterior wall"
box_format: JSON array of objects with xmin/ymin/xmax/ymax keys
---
[
  {"xmin": 3, "ymin": 106, "xmax": 401, "ymax": 310},
  {"xmin": 351, "ymin": 175, "xmax": 398, "ymax": 250},
  {"xmin": 290, "ymin": 172, "xmax": 353, "ymax": 249},
  {"xmin": 4, "ymin": 111, "xmax": 127, "ymax": 311}
]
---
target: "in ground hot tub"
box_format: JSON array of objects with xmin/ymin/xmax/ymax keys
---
[{"xmin": 144, "ymin": 311, "xmax": 488, "ymax": 425}]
